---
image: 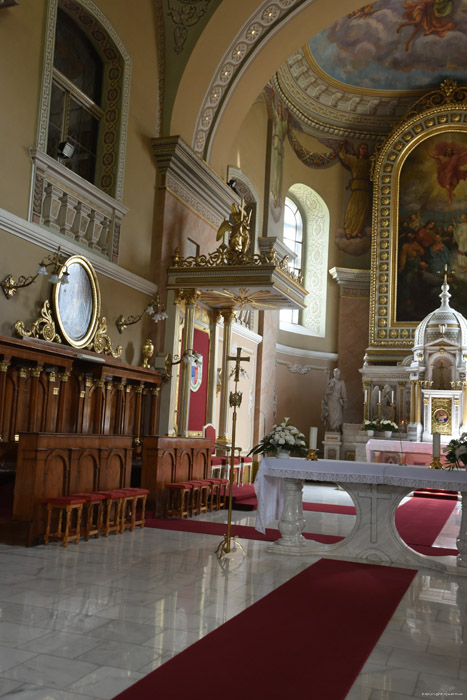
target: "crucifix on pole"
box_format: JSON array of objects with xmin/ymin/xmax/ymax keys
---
[{"xmin": 216, "ymin": 346, "xmax": 250, "ymax": 559}]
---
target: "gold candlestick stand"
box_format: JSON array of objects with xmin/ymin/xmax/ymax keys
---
[{"xmin": 216, "ymin": 347, "xmax": 250, "ymax": 559}]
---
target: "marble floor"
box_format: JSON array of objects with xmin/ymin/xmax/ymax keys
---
[{"xmin": 0, "ymin": 484, "xmax": 465, "ymax": 700}]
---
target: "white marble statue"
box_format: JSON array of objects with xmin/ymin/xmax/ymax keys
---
[{"xmin": 321, "ymin": 368, "xmax": 347, "ymax": 432}]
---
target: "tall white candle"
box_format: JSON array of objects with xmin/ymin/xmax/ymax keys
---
[
  {"xmin": 391, "ymin": 390, "xmax": 394, "ymax": 404},
  {"xmin": 378, "ymin": 390, "xmax": 382, "ymax": 403},
  {"xmin": 432, "ymin": 432, "xmax": 440, "ymax": 458},
  {"xmin": 309, "ymin": 426, "xmax": 317, "ymax": 450}
]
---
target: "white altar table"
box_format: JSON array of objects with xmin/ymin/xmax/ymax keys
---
[
  {"xmin": 365, "ymin": 439, "xmax": 438, "ymax": 466},
  {"xmin": 254, "ymin": 457, "xmax": 467, "ymax": 575}
]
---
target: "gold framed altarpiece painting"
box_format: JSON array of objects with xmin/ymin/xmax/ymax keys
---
[{"xmin": 370, "ymin": 80, "xmax": 467, "ymax": 347}]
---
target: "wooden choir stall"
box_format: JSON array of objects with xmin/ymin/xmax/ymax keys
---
[{"xmin": 0, "ymin": 334, "xmax": 211, "ymax": 545}]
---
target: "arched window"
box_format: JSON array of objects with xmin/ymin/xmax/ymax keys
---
[
  {"xmin": 280, "ymin": 185, "xmax": 329, "ymax": 337},
  {"xmin": 47, "ymin": 8, "xmax": 104, "ymax": 184},
  {"xmin": 280, "ymin": 196, "xmax": 303, "ymax": 324}
]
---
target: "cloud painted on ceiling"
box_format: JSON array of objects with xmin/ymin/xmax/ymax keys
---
[{"xmin": 308, "ymin": 0, "xmax": 467, "ymax": 91}]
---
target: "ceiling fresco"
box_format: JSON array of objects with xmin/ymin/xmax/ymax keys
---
[
  {"xmin": 309, "ymin": 0, "xmax": 467, "ymax": 92},
  {"xmin": 275, "ymin": 1, "xmax": 467, "ymax": 141}
]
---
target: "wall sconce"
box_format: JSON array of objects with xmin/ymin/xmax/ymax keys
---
[
  {"xmin": 164, "ymin": 349, "xmax": 202, "ymax": 379},
  {"xmin": 1, "ymin": 246, "xmax": 69, "ymax": 299},
  {"xmin": 116, "ymin": 293, "xmax": 168, "ymax": 334}
]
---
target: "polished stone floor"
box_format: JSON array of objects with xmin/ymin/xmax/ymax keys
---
[{"xmin": 0, "ymin": 484, "xmax": 465, "ymax": 700}]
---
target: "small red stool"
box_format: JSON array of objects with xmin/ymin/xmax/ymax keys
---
[
  {"xmin": 44, "ymin": 496, "xmax": 86, "ymax": 547},
  {"xmin": 70, "ymin": 492, "xmax": 106, "ymax": 541},
  {"xmin": 95, "ymin": 490, "xmax": 124, "ymax": 536},
  {"xmin": 185, "ymin": 480, "xmax": 210, "ymax": 515},
  {"xmin": 165, "ymin": 482, "xmax": 195, "ymax": 518},
  {"xmin": 118, "ymin": 488, "xmax": 149, "ymax": 532},
  {"xmin": 204, "ymin": 478, "xmax": 227, "ymax": 511}
]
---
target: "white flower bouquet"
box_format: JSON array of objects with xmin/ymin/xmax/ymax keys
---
[
  {"xmin": 379, "ymin": 419, "xmax": 399, "ymax": 433},
  {"xmin": 248, "ymin": 418, "xmax": 308, "ymax": 458},
  {"xmin": 444, "ymin": 433, "xmax": 467, "ymax": 470}
]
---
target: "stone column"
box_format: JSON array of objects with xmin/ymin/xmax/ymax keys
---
[
  {"xmin": 177, "ymin": 289, "xmax": 200, "ymax": 437},
  {"xmin": 463, "ymin": 381, "xmax": 467, "ymax": 428},
  {"xmin": 206, "ymin": 310, "xmax": 221, "ymax": 425},
  {"xmin": 414, "ymin": 380, "xmax": 422, "ymax": 424},
  {"xmin": 218, "ymin": 309, "xmax": 236, "ymax": 442},
  {"xmin": 410, "ymin": 380, "xmax": 416, "ymax": 423}
]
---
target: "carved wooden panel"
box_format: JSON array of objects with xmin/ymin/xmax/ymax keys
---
[
  {"xmin": 141, "ymin": 436, "xmax": 211, "ymax": 516},
  {"xmin": 11, "ymin": 433, "xmax": 133, "ymax": 545}
]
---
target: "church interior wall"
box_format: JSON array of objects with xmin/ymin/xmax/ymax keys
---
[
  {"xmin": 337, "ymin": 293, "xmax": 370, "ymax": 425},
  {"xmin": 275, "ymin": 345, "xmax": 333, "ymax": 444},
  {"xmin": 0, "ymin": 0, "xmax": 47, "ymax": 220},
  {"xmin": 225, "ymin": 99, "xmax": 268, "ymax": 240}
]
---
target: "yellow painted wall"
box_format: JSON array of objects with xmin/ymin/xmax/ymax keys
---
[
  {"xmin": 225, "ymin": 98, "xmax": 268, "ymax": 237},
  {"xmin": 0, "ymin": 0, "xmax": 47, "ymax": 219}
]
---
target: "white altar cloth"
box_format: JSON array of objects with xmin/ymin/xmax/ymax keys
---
[{"xmin": 254, "ymin": 457, "xmax": 467, "ymax": 573}]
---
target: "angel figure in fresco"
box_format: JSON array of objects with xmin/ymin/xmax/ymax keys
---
[
  {"xmin": 396, "ymin": 0, "xmax": 455, "ymax": 52},
  {"xmin": 216, "ymin": 201, "xmax": 252, "ymax": 254},
  {"xmin": 428, "ymin": 141, "xmax": 467, "ymax": 205},
  {"xmin": 338, "ymin": 142, "xmax": 372, "ymax": 239},
  {"xmin": 348, "ymin": 5, "xmax": 376, "ymax": 19}
]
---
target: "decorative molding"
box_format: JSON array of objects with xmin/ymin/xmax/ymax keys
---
[
  {"xmin": 152, "ymin": 135, "xmax": 238, "ymax": 227},
  {"xmin": 0, "ymin": 207, "xmax": 156, "ymax": 297},
  {"xmin": 273, "ymin": 49, "xmax": 414, "ymax": 139},
  {"xmin": 232, "ymin": 321, "xmax": 262, "ymax": 346},
  {"xmin": 167, "ymin": 0, "xmax": 212, "ymax": 54},
  {"xmin": 276, "ymin": 359, "xmax": 325, "ymax": 374},
  {"xmin": 192, "ymin": 0, "xmax": 303, "ymax": 159},
  {"xmin": 329, "ymin": 267, "xmax": 371, "ymax": 298},
  {"xmin": 276, "ymin": 342, "xmax": 338, "ymax": 361}
]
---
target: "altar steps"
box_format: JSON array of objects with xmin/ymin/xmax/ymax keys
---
[
  {"xmin": 413, "ymin": 488, "xmax": 458, "ymax": 500},
  {"xmin": 229, "ymin": 484, "xmax": 257, "ymax": 510}
]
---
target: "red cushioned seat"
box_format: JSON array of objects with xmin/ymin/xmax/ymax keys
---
[
  {"xmin": 44, "ymin": 498, "xmax": 85, "ymax": 547},
  {"xmin": 69, "ymin": 493, "xmax": 105, "ymax": 540},
  {"xmin": 117, "ymin": 488, "xmax": 149, "ymax": 533},
  {"xmin": 94, "ymin": 491, "xmax": 124, "ymax": 537},
  {"xmin": 96, "ymin": 489, "xmax": 124, "ymax": 497},
  {"xmin": 165, "ymin": 481, "xmax": 194, "ymax": 518},
  {"xmin": 45, "ymin": 496, "xmax": 86, "ymax": 505},
  {"xmin": 70, "ymin": 492, "xmax": 106, "ymax": 501}
]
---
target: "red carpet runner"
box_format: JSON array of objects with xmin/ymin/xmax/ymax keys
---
[
  {"xmin": 146, "ymin": 496, "xmax": 458, "ymax": 555},
  {"xmin": 113, "ymin": 559, "xmax": 415, "ymax": 700}
]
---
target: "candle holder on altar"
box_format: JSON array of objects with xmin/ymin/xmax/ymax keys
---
[
  {"xmin": 430, "ymin": 456, "xmax": 443, "ymax": 469},
  {"xmin": 306, "ymin": 449, "xmax": 318, "ymax": 461}
]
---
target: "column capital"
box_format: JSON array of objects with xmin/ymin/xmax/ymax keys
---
[
  {"xmin": 221, "ymin": 308, "xmax": 236, "ymax": 325},
  {"xmin": 175, "ymin": 288, "xmax": 201, "ymax": 306},
  {"xmin": 210, "ymin": 309, "xmax": 222, "ymax": 325}
]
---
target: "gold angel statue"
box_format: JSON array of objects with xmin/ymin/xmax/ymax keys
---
[{"xmin": 216, "ymin": 200, "xmax": 252, "ymax": 254}]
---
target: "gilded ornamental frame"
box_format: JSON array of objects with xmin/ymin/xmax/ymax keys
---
[
  {"xmin": 370, "ymin": 80, "xmax": 467, "ymax": 347},
  {"xmin": 53, "ymin": 255, "xmax": 101, "ymax": 349}
]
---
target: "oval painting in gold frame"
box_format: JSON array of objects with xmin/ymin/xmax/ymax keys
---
[{"xmin": 53, "ymin": 255, "xmax": 101, "ymax": 348}]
